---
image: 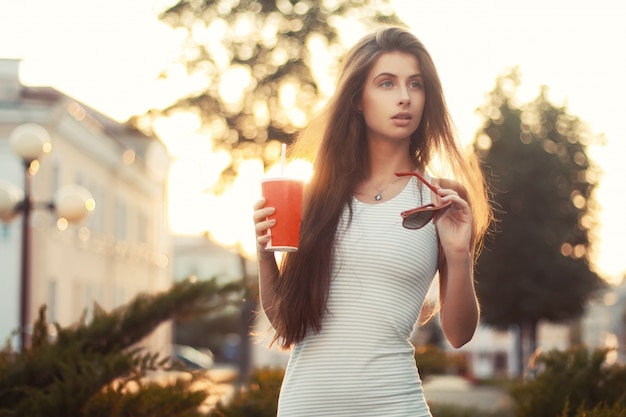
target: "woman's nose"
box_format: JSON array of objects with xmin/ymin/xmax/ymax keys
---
[{"xmin": 398, "ymin": 86, "xmax": 410, "ymax": 105}]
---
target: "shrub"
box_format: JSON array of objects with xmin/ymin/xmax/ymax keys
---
[
  {"xmin": 510, "ymin": 346, "xmax": 626, "ymax": 417},
  {"xmin": 83, "ymin": 376, "xmax": 210, "ymax": 417},
  {"xmin": 567, "ymin": 403, "xmax": 626, "ymax": 417},
  {"xmin": 430, "ymin": 404, "xmax": 513, "ymax": 417},
  {"xmin": 211, "ymin": 368, "xmax": 284, "ymax": 417},
  {"xmin": 415, "ymin": 344, "xmax": 469, "ymax": 379},
  {"xmin": 0, "ymin": 279, "xmax": 240, "ymax": 417}
]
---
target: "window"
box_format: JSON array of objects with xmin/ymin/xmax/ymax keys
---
[
  {"xmin": 72, "ymin": 281, "xmax": 83, "ymax": 322},
  {"xmin": 87, "ymin": 182, "xmax": 104, "ymax": 233},
  {"xmin": 47, "ymin": 279, "xmax": 57, "ymax": 324},
  {"xmin": 115, "ymin": 199, "xmax": 127, "ymax": 240},
  {"xmin": 138, "ymin": 211, "xmax": 148, "ymax": 243}
]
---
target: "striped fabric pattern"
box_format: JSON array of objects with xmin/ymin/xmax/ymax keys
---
[{"xmin": 277, "ymin": 176, "xmax": 439, "ymax": 417}]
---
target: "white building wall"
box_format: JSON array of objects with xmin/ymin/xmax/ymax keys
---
[{"xmin": 0, "ymin": 60, "xmax": 173, "ymax": 353}]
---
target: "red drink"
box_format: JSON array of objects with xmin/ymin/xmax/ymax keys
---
[{"xmin": 261, "ymin": 178, "xmax": 303, "ymax": 252}]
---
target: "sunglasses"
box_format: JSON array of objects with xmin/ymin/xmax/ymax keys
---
[{"xmin": 395, "ymin": 171, "xmax": 452, "ymax": 230}]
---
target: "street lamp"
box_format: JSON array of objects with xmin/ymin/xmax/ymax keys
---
[{"xmin": 0, "ymin": 123, "xmax": 95, "ymax": 351}]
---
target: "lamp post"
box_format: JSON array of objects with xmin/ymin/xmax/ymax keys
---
[{"xmin": 0, "ymin": 123, "xmax": 95, "ymax": 351}]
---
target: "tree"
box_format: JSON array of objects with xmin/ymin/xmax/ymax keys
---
[
  {"xmin": 139, "ymin": 0, "xmax": 405, "ymax": 387},
  {"xmin": 139, "ymin": 0, "xmax": 403, "ymax": 184},
  {"xmin": 473, "ymin": 68, "xmax": 604, "ymax": 376}
]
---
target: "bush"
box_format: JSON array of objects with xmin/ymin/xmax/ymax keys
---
[
  {"xmin": 567, "ymin": 403, "xmax": 626, "ymax": 417},
  {"xmin": 83, "ymin": 376, "xmax": 210, "ymax": 417},
  {"xmin": 510, "ymin": 346, "xmax": 626, "ymax": 417},
  {"xmin": 211, "ymin": 368, "xmax": 284, "ymax": 417},
  {"xmin": 415, "ymin": 344, "xmax": 469, "ymax": 379},
  {"xmin": 0, "ymin": 279, "xmax": 241, "ymax": 417},
  {"xmin": 430, "ymin": 404, "xmax": 513, "ymax": 417}
]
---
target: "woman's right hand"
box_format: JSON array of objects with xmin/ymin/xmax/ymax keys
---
[
  {"xmin": 252, "ymin": 198, "xmax": 280, "ymax": 324},
  {"xmin": 252, "ymin": 198, "xmax": 276, "ymax": 254}
]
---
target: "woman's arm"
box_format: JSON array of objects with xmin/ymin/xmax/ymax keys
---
[
  {"xmin": 432, "ymin": 179, "xmax": 479, "ymax": 348},
  {"xmin": 252, "ymin": 198, "xmax": 281, "ymax": 327},
  {"xmin": 438, "ymin": 251, "xmax": 479, "ymax": 348}
]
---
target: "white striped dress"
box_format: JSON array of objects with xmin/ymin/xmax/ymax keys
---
[{"xmin": 277, "ymin": 176, "xmax": 439, "ymax": 417}]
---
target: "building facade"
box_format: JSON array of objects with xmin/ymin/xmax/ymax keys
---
[{"xmin": 0, "ymin": 59, "xmax": 172, "ymax": 352}]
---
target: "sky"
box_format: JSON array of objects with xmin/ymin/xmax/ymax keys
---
[{"xmin": 1, "ymin": 0, "xmax": 624, "ymax": 283}]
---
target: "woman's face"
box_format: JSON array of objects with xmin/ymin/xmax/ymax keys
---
[{"xmin": 359, "ymin": 51, "xmax": 425, "ymax": 143}]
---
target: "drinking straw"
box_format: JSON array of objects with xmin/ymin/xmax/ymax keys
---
[{"xmin": 280, "ymin": 143, "xmax": 286, "ymax": 176}]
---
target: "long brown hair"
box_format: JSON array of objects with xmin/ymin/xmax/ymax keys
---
[{"xmin": 269, "ymin": 26, "xmax": 492, "ymax": 348}]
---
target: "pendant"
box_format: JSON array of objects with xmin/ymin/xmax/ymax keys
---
[{"xmin": 374, "ymin": 193, "xmax": 382, "ymax": 201}]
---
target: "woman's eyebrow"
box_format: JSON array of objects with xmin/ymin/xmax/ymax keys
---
[{"xmin": 373, "ymin": 72, "xmax": 423, "ymax": 80}]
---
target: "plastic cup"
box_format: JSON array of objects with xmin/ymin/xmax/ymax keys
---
[{"xmin": 261, "ymin": 178, "xmax": 304, "ymax": 252}]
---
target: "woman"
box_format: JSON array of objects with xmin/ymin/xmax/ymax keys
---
[{"xmin": 252, "ymin": 26, "xmax": 492, "ymax": 417}]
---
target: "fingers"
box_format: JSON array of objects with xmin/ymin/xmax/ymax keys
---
[
  {"xmin": 434, "ymin": 189, "xmax": 472, "ymax": 229},
  {"xmin": 253, "ymin": 198, "xmax": 276, "ymax": 247},
  {"xmin": 257, "ymin": 231, "xmax": 272, "ymax": 247},
  {"xmin": 436, "ymin": 188, "xmax": 466, "ymax": 207},
  {"xmin": 253, "ymin": 206, "xmax": 275, "ymax": 224},
  {"xmin": 255, "ymin": 217, "xmax": 276, "ymax": 237},
  {"xmin": 435, "ymin": 187, "xmax": 459, "ymax": 198},
  {"xmin": 252, "ymin": 198, "xmax": 266, "ymax": 210}
]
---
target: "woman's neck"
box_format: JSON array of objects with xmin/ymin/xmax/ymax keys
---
[
  {"xmin": 355, "ymin": 139, "xmax": 417, "ymax": 202},
  {"xmin": 366, "ymin": 140, "xmax": 416, "ymax": 181}
]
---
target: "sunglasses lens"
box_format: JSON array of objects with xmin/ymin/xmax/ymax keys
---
[{"xmin": 403, "ymin": 210, "xmax": 435, "ymax": 229}]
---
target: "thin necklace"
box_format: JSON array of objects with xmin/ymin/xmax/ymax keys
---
[{"xmin": 371, "ymin": 176, "xmax": 405, "ymax": 201}]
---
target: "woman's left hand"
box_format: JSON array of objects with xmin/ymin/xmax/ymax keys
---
[{"xmin": 432, "ymin": 186, "xmax": 473, "ymax": 256}]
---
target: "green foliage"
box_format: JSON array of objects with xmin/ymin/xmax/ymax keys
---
[
  {"xmin": 475, "ymin": 68, "xmax": 602, "ymax": 328},
  {"xmin": 565, "ymin": 403, "xmax": 626, "ymax": 417},
  {"xmin": 510, "ymin": 346, "xmax": 626, "ymax": 417},
  {"xmin": 83, "ymin": 376, "xmax": 209, "ymax": 417},
  {"xmin": 0, "ymin": 279, "xmax": 241, "ymax": 417},
  {"xmin": 145, "ymin": 0, "xmax": 404, "ymax": 185},
  {"xmin": 211, "ymin": 368, "xmax": 284, "ymax": 417},
  {"xmin": 430, "ymin": 404, "xmax": 513, "ymax": 417},
  {"xmin": 415, "ymin": 344, "xmax": 468, "ymax": 380}
]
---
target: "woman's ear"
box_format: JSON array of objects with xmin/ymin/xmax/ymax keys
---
[{"xmin": 354, "ymin": 96, "xmax": 363, "ymax": 112}]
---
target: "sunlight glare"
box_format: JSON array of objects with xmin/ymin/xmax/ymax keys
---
[
  {"xmin": 306, "ymin": 33, "xmax": 335, "ymax": 98},
  {"xmin": 253, "ymin": 100, "xmax": 270, "ymax": 126},
  {"xmin": 205, "ymin": 158, "xmax": 265, "ymax": 258},
  {"xmin": 287, "ymin": 108, "xmax": 307, "ymax": 128},
  {"xmin": 260, "ymin": 21, "xmax": 279, "ymax": 48},
  {"xmin": 265, "ymin": 158, "xmax": 313, "ymax": 183},
  {"xmin": 219, "ymin": 65, "xmax": 252, "ymax": 103},
  {"xmin": 279, "ymin": 81, "xmax": 297, "ymax": 108},
  {"xmin": 152, "ymin": 111, "xmax": 203, "ymax": 154},
  {"xmin": 196, "ymin": 19, "xmax": 229, "ymax": 69},
  {"xmin": 234, "ymin": 11, "xmax": 255, "ymax": 38}
]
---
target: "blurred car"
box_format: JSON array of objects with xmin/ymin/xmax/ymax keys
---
[{"xmin": 172, "ymin": 344, "xmax": 215, "ymax": 370}]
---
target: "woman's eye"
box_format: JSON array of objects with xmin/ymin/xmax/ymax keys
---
[
  {"xmin": 409, "ymin": 81, "xmax": 423, "ymax": 89},
  {"xmin": 380, "ymin": 80, "xmax": 393, "ymax": 88}
]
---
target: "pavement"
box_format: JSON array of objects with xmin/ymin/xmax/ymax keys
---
[{"xmin": 422, "ymin": 375, "xmax": 512, "ymax": 412}]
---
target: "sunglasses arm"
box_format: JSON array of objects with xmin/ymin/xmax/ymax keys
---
[{"xmin": 395, "ymin": 171, "xmax": 441, "ymax": 195}]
